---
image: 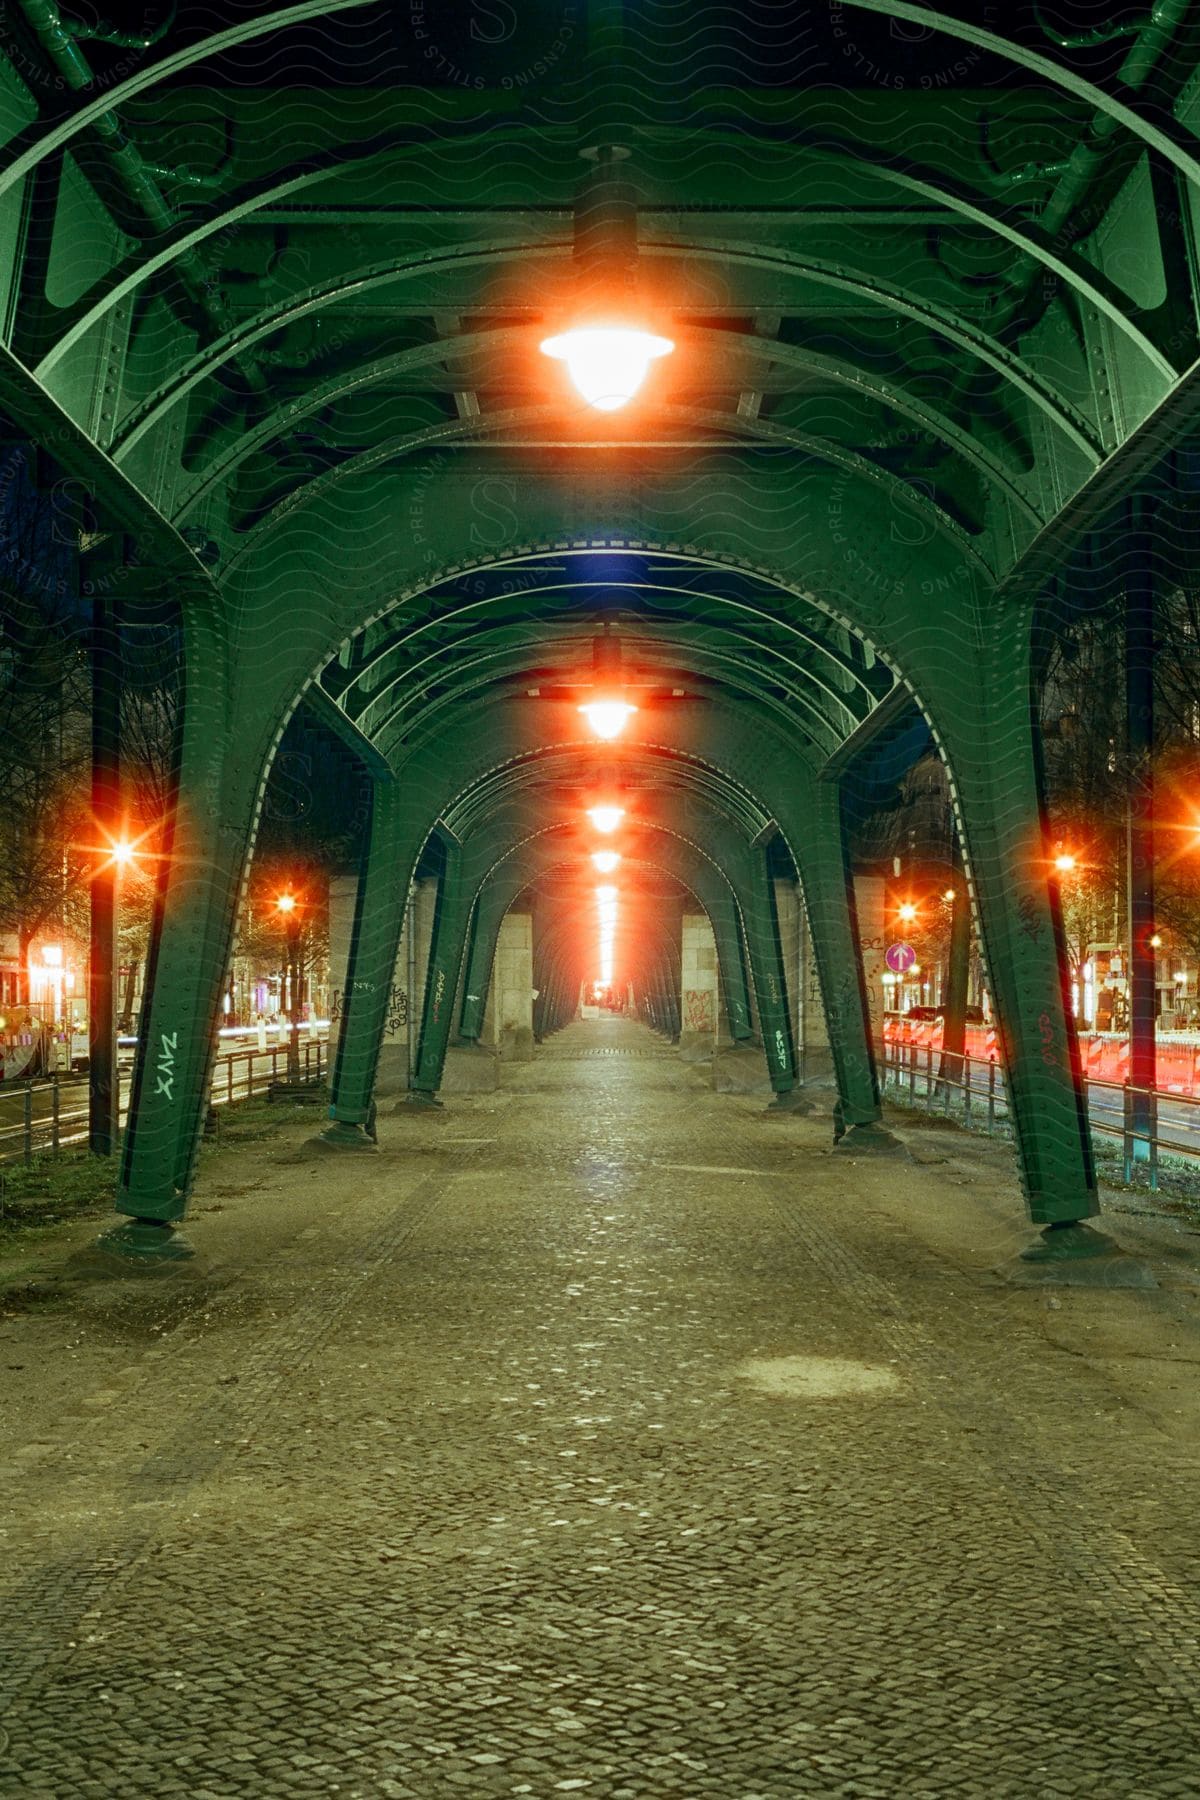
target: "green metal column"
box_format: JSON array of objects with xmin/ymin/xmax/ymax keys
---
[
  {"xmin": 736, "ymin": 848, "xmax": 798, "ymax": 1101},
  {"xmin": 88, "ymin": 574, "xmax": 120, "ymax": 1157},
  {"xmin": 663, "ymin": 949, "xmax": 682, "ymax": 1040},
  {"xmin": 318, "ymin": 779, "xmax": 407, "ymax": 1150},
  {"xmin": 649, "ymin": 956, "xmax": 667, "ymax": 1036},
  {"xmin": 705, "ymin": 886, "xmax": 755, "ymax": 1041},
  {"xmin": 937, "ymin": 625, "xmax": 1101, "ymax": 1237},
  {"xmin": 542, "ymin": 973, "xmax": 564, "ymax": 1037},
  {"xmin": 113, "ymin": 618, "xmax": 261, "ymax": 1254},
  {"xmin": 459, "ymin": 889, "xmax": 509, "ymax": 1042},
  {"xmin": 407, "ymin": 836, "xmax": 472, "ymax": 1103},
  {"xmin": 795, "ymin": 779, "xmax": 890, "ymax": 1145},
  {"xmin": 648, "ymin": 957, "xmax": 670, "ymax": 1034}
]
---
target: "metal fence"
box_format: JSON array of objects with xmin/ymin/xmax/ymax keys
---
[
  {"xmin": 0, "ymin": 1039, "xmax": 326, "ymax": 1168},
  {"xmin": 877, "ymin": 1037, "xmax": 1200, "ymax": 1188}
]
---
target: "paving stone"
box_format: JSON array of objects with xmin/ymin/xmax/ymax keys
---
[{"xmin": 0, "ymin": 1020, "xmax": 1198, "ymax": 1796}]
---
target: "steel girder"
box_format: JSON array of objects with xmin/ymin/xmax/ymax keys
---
[
  {"xmin": 407, "ymin": 802, "xmax": 776, "ymax": 1105},
  {"xmin": 328, "ymin": 750, "xmax": 815, "ymax": 1133},
  {"xmin": 465, "ymin": 822, "xmax": 769, "ymax": 1055},
  {"xmin": 323, "ymin": 567, "xmax": 889, "ymax": 756},
  {"xmin": 106, "ymin": 465, "xmax": 1097, "ymax": 1229},
  {"xmin": 4, "ymin": 1, "xmax": 1200, "ymax": 576},
  {"xmin": 5, "ymin": 0, "xmax": 1185, "ymax": 1251},
  {"xmin": 455, "ymin": 841, "xmax": 754, "ymax": 1051}
]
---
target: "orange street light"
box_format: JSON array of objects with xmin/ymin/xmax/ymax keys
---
[
  {"xmin": 591, "ymin": 850, "xmax": 621, "ymax": 874},
  {"xmin": 1053, "ymin": 852, "xmax": 1077, "ymax": 873},
  {"xmin": 942, "ymin": 888, "xmax": 956, "ymax": 903},
  {"xmin": 587, "ymin": 805, "xmax": 625, "ymax": 834},
  {"xmin": 1150, "ymin": 933, "xmax": 1163, "ymax": 949},
  {"xmin": 897, "ymin": 901, "xmax": 918, "ymax": 923},
  {"xmin": 84, "ymin": 821, "xmax": 158, "ymax": 874},
  {"xmin": 540, "ymin": 325, "xmax": 674, "ymax": 412},
  {"xmin": 275, "ymin": 892, "xmax": 298, "ymax": 914},
  {"xmin": 579, "ymin": 698, "xmax": 637, "ymax": 740}
]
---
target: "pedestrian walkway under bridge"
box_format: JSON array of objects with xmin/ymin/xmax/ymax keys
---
[
  {"xmin": 5, "ymin": 1, "xmax": 1200, "ymax": 1263},
  {"xmin": 3, "ymin": 1015, "xmax": 1200, "ymax": 1797}
]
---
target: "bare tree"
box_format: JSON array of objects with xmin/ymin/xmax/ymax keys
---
[
  {"xmin": 114, "ymin": 617, "xmax": 181, "ymax": 1029},
  {"xmin": 0, "ymin": 454, "xmax": 91, "ymax": 987}
]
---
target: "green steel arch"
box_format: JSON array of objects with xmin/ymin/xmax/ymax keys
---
[{"xmin": 3, "ymin": 0, "xmax": 1197, "ymax": 1259}]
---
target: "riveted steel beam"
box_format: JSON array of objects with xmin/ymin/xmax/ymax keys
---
[
  {"xmin": 0, "ymin": 0, "xmax": 375, "ymax": 200},
  {"xmin": 158, "ymin": 326, "xmax": 1043, "ymax": 532},
  {"xmin": 0, "ymin": 340, "xmax": 217, "ymax": 599},
  {"xmin": 839, "ymin": 2, "xmax": 1200, "ymax": 179}
]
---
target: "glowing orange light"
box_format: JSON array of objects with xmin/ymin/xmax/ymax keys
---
[
  {"xmin": 942, "ymin": 888, "xmax": 956, "ymax": 903},
  {"xmin": 592, "ymin": 850, "xmax": 621, "ymax": 874},
  {"xmin": 579, "ymin": 699, "xmax": 637, "ymax": 740},
  {"xmin": 540, "ymin": 325, "xmax": 674, "ymax": 412},
  {"xmin": 897, "ymin": 902, "xmax": 918, "ymax": 923},
  {"xmin": 276, "ymin": 892, "xmax": 298, "ymax": 915},
  {"xmin": 84, "ymin": 822, "xmax": 154, "ymax": 872},
  {"xmin": 596, "ymin": 884, "xmax": 618, "ymax": 986},
  {"xmin": 1150, "ymin": 933, "xmax": 1163, "ymax": 949},
  {"xmin": 587, "ymin": 805, "xmax": 625, "ymax": 834},
  {"xmin": 1054, "ymin": 853, "xmax": 1077, "ymax": 874}
]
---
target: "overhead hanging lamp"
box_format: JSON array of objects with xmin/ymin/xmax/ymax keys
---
[
  {"xmin": 540, "ymin": 146, "xmax": 674, "ymax": 413},
  {"xmin": 578, "ymin": 622, "xmax": 638, "ymax": 739}
]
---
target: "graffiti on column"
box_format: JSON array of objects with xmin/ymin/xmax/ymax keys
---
[
  {"xmin": 684, "ymin": 988, "xmax": 714, "ymax": 1031},
  {"xmin": 331, "ymin": 986, "xmax": 408, "ymax": 1031},
  {"xmin": 155, "ymin": 1030, "xmax": 178, "ymax": 1099}
]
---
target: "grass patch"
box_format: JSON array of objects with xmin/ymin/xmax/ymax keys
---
[
  {"xmin": 0, "ymin": 1152, "xmax": 116, "ymax": 1237},
  {"xmin": 1090, "ymin": 1137, "xmax": 1200, "ymax": 1213},
  {"xmin": 0, "ymin": 1089, "xmax": 322, "ymax": 1248},
  {"xmin": 203, "ymin": 1095, "xmax": 326, "ymax": 1146}
]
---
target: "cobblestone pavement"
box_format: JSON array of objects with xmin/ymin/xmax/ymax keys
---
[{"xmin": 3, "ymin": 1017, "xmax": 1200, "ymax": 1797}]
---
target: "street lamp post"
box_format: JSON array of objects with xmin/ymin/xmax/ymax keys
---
[
  {"xmin": 276, "ymin": 892, "xmax": 303, "ymax": 1084},
  {"xmin": 89, "ymin": 587, "xmax": 120, "ymax": 1157},
  {"xmin": 1125, "ymin": 499, "xmax": 1156, "ymax": 1173}
]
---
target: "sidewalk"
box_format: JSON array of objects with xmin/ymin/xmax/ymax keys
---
[{"xmin": 1, "ymin": 1023, "xmax": 1199, "ymax": 1796}]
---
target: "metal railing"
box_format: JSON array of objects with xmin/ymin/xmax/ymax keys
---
[
  {"xmin": 877, "ymin": 1037, "xmax": 1200, "ymax": 1188},
  {"xmin": 0, "ymin": 1039, "xmax": 325, "ymax": 1168}
]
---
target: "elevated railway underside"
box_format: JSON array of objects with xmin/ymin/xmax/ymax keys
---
[
  {"xmin": 9, "ymin": 5, "xmax": 1200, "ymax": 1791},
  {"xmin": 4, "ymin": 3, "xmax": 1200, "ymax": 1239}
]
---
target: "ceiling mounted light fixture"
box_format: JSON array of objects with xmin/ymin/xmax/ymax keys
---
[
  {"xmin": 540, "ymin": 145, "xmax": 674, "ymax": 412},
  {"xmin": 541, "ymin": 326, "xmax": 673, "ymax": 413},
  {"xmin": 591, "ymin": 850, "xmax": 621, "ymax": 874},
  {"xmin": 580, "ymin": 699, "xmax": 637, "ymax": 740},
  {"xmin": 579, "ymin": 623, "xmax": 637, "ymax": 738},
  {"xmin": 588, "ymin": 805, "xmax": 625, "ymax": 834}
]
